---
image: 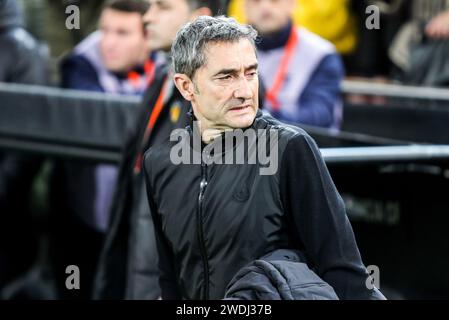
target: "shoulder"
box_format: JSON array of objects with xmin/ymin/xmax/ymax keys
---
[
  {"xmin": 298, "ymin": 27, "xmax": 336, "ymax": 55},
  {"xmin": 305, "ymin": 53, "xmax": 344, "ymax": 89},
  {"xmin": 72, "ymin": 31, "xmax": 101, "ymax": 56},
  {"xmin": 0, "ymin": 28, "xmax": 41, "ymax": 58},
  {"xmin": 61, "ymin": 31, "xmax": 103, "ymax": 78},
  {"xmin": 62, "ymin": 31, "xmax": 101, "ymax": 72},
  {"xmin": 62, "ymin": 54, "xmax": 95, "ymax": 73},
  {"xmin": 256, "ymin": 111, "xmax": 313, "ymax": 142},
  {"xmin": 143, "ymin": 133, "xmax": 185, "ymax": 177},
  {"xmin": 60, "ymin": 53, "xmax": 100, "ymax": 89},
  {"xmin": 315, "ymin": 53, "xmax": 344, "ymax": 73},
  {"xmin": 255, "ymin": 111, "xmax": 320, "ymax": 161},
  {"xmin": 8, "ymin": 28, "xmax": 39, "ymax": 52}
]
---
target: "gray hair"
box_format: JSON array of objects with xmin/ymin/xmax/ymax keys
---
[{"xmin": 171, "ymin": 16, "xmax": 258, "ymax": 79}]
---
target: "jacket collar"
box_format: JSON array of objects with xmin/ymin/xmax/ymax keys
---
[
  {"xmin": 256, "ymin": 20, "xmax": 293, "ymax": 52},
  {"xmin": 186, "ymin": 108, "xmax": 264, "ymax": 155}
]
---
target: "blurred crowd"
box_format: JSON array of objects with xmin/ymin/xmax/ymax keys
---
[{"xmin": 1, "ymin": 0, "xmax": 449, "ymax": 299}]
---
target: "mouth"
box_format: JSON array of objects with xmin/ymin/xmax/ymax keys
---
[{"xmin": 229, "ymin": 104, "xmax": 251, "ymax": 112}]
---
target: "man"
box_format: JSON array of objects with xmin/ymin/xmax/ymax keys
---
[
  {"xmin": 52, "ymin": 0, "xmax": 153, "ymax": 299},
  {"xmin": 243, "ymin": 0, "xmax": 344, "ymax": 129},
  {"xmin": 143, "ymin": 16, "xmax": 385, "ymax": 300},
  {"xmin": 55, "ymin": 0, "xmax": 152, "ymax": 238},
  {"xmin": 0, "ymin": 0, "xmax": 48, "ymax": 296},
  {"xmin": 93, "ymin": 0, "xmax": 223, "ymax": 300},
  {"xmin": 61, "ymin": 0, "xmax": 155, "ymax": 95}
]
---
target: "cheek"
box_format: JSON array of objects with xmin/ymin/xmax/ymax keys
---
[
  {"xmin": 100, "ymin": 36, "xmax": 112, "ymax": 50},
  {"xmin": 99, "ymin": 40, "xmax": 107, "ymax": 52},
  {"xmin": 130, "ymin": 38, "xmax": 144, "ymax": 52},
  {"xmin": 197, "ymin": 91, "xmax": 222, "ymax": 118},
  {"xmin": 213, "ymin": 88, "xmax": 233, "ymax": 109}
]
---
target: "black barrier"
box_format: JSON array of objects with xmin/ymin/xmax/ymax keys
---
[
  {"xmin": 3, "ymin": 82, "xmax": 449, "ymax": 161},
  {"xmin": 342, "ymin": 80, "xmax": 449, "ymax": 144},
  {"xmin": 0, "ymin": 82, "xmax": 140, "ymax": 162},
  {"xmin": 342, "ymin": 102, "xmax": 449, "ymax": 144},
  {"xmin": 0, "ymin": 82, "xmax": 416, "ymax": 163}
]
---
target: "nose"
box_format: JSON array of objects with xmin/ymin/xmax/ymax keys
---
[
  {"xmin": 259, "ymin": 0, "xmax": 273, "ymax": 12},
  {"xmin": 233, "ymin": 76, "xmax": 254, "ymax": 100}
]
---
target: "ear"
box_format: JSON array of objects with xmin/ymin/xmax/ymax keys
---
[
  {"xmin": 190, "ymin": 7, "xmax": 213, "ymax": 20},
  {"xmin": 173, "ymin": 73, "xmax": 195, "ymax": 101}
]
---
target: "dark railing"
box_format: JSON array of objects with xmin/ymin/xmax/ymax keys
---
[{"xmin": 3, "ymin": 81, "xmax": 449, "ymax": 164}]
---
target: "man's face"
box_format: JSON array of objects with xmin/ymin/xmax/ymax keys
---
[
  {"xmin": 143, "ymin": 0, "xmax": 192, "ymax": 52},
  {"xmin": 244, "ymin": 0, "xmax": 294, "ymax": 35},
  {"xmin": 190, "ymin": 39, "xmax": 259, "ymax": 130},
  {"xmin": 99, "ymin": 8, "xmax": 148, "ymax": 72}
]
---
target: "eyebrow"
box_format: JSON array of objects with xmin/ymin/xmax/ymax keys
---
[
  {"xmin": 149, "ymin": 0, "xmax": 165, "ymax": 5},
  {"xmin": 213, "ymin": 63, "xmax": 258, "ymax": 77}
]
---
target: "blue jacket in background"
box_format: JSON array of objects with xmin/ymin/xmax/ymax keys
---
[{"xmin": 257, "ymin": 20, "xmax": 344, "ymax": 129}]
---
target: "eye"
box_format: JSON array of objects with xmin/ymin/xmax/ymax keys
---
[
  {"xmin": 246, "ymin": 71, "xmax": 258, "ymax": 78},
  {"xmin": 218, "ymin": 75, "xmax": 232, "ymax": 80}
]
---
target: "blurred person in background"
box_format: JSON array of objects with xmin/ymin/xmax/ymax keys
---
[
  {"xmin": 60, "ymin": 0, "xmax": 156, "ymax": 94},
  {"xmin": 49, "ymin": 0, "xmax": 153, "ymax": 299},
  {"xmin": 228, "ymin": 0, "xmax": 358, "ymax": 56},
  {"xmin": 243, "ymin": 0, "xmax": 344, "ymax": 129},
  {"xmin": 17, "ymin": 0, "xmax": 111, "ymax": 84},
  {"xmin": 346, "ymin": 0, "xmax": 449, "ymax": 103},
  {"xmin": 93, "ymin": 0, "xmax": 223, "ymax": 300},
  {"xmin": 0, "ymin": 0, "xmax": 48, "ymax": 83},
  {"xmin": 0, "ymin": 0, "xmax": 49, "ymax": 298},
  {"xmin": 345, "ymin": 0, "xmax": 407, "ymax": 105},
  {"xmin": 389, "ymin": 0, "xmax": 449, "ymax": 87}
]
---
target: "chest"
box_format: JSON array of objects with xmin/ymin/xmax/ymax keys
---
[{"xmin": 152, "ymin": 162, "xmax": 285, "ymax": 255}]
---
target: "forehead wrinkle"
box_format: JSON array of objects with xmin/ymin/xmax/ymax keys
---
[{"xmin": 202, "ymin": 41, "xmax": 257, "ymax": 75}]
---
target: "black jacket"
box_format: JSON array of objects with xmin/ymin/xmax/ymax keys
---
[
  {"xmin": 93, "ymin": 65, "xmax": 192, "ymax": 299},
  {"xmin": 143, "ymin": 110, "xmax": 385, "ymax": 300},
  {"xmin": 224, "ymin": 249, "xmax": 339, "ymax": 300},
  {"xmin": 0, "ymin": 0, "xmax": 48, "ymax": 293},
  {"xmin": 93, "ymin": 64, "xmax": 267, "ymax": 299}
]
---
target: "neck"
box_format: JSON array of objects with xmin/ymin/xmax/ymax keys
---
[
  {"xmin": 111, "ymin": 62, "xmax": 146, "ymax": 79},
  {"xmin": 257, "ymin": 20, "xmax": 293, "ymax": 51},
  {"xmin": 190, "ymin": 113, "xmax": 231, "ymax": 144},
  {"xmin": 199, "ymin": 122, "xmax": 233, "ymax": 144}
]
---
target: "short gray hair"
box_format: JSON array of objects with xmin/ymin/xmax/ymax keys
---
[{"xmin": 171, "ymin": 16, "xmax": 258, "ymax": 79}]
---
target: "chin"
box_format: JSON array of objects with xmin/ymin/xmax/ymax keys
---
[
  {"xmin": 258, "ymin": 24, "xmax": 282, "ymax": 36},
  {"xmin": 105, "ymin": 63, "xmax": 125, "ymax": 73},
  {"xmin": 229, "ymin": 113, "xmax": 256, "ymax": 129}
]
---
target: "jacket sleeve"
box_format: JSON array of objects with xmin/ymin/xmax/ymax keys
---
[
  {"xmin": 142, "ymin": 151, "xmax": 182, "ymax": 300},
  {"xmin": 279, "ymin": 133, "xmax": 385, "ymax": 300},
  {"xmin": 296, "ymin": 53, "xmax": 344, "ymax": 128}
]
